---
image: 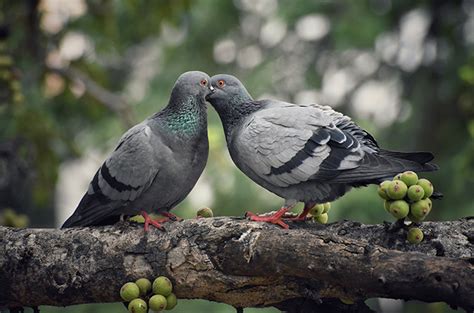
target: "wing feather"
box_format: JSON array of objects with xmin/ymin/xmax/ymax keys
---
[
  {"xmin": 234, "ymin": 105, "xmax": 366, "ymax": 188},
  {"xmin": 62, "ymin": 123, "xmax": 161, "ymax": 228}
]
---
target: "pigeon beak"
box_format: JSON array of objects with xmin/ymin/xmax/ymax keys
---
[{"xmin": 206, "ymin": 85, "xmax": 215, "ymax": 101}]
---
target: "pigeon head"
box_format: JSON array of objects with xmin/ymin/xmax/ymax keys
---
[
  {"xmin": 207, "ymin": 74, "xmax": 253, "ymax": 107},
  {"xmin": 171, "ymin": 71, "xmax": 214, "ymax": 102},
  {"xmin": 159, "ymin": 71, "xmax": 213, "ymax": 135},
  {"xmin": 207, "ymin": 74, "xmax": 261, "ymax": 138}
]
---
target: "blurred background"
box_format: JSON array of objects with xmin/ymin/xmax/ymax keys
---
[{"xmin": 0, "ymin": 0, "xmax": 473, "ymax": 312}]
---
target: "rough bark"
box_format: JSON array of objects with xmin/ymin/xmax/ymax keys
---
[{"xmin": 0, "ymin": 217, "xmax": 473, "ymax": 312}]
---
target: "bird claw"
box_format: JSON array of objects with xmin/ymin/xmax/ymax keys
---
[
  {"xmin": 285, "ymin": 214, "xmax": 310, "ymax": 221},
  {"xmin": 161, "ymin": 211, "xmax": 183, "ymax": 222},
  {"xmin": 245, "ymin": 207, "xmax": 290, "ymax": 229},
  {"xmin": 141, "ymin": 211, "xmax": 166, "ymax": 232},
  {"xmin": 282, "ymin": 203, "xmax": 314, "ymax": 221}
]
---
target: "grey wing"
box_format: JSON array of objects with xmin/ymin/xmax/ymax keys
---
[
  {"xmin": 306, "ymin": 104, "xmax": 437, "ymax": 182},
  {"xmin": 234, "ymin": 105, "xmax": 366, "ymax": 188},
  {"xmin": 313, "ymin": 103, "xmax": 379, "ymax": 151},
  {"xmin": 98, "ymin": 124, "xmax": 160, "ymax": 201},
  {"xmin": 61, "ymin": 123, "xmax": 160, "ymax": 228}
]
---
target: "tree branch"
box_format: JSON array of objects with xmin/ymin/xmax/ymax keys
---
[
  {"xmin": 48, "ymin": 66, "xmax": 136, "ymax": 128},
  {"xmin": 0, "ymin": 218, "xmax": 473, "ymax": 312}
]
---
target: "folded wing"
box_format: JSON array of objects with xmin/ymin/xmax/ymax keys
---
[{"xmin": 61, "ymin": 123, "xmax": 161, "ymax": 227}]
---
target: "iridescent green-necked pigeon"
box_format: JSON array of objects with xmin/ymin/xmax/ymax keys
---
[{"xmin": 62, "ymin": 71, "xmax": 213, "ymax": 230}]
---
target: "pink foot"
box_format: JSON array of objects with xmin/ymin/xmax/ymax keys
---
[
  {"xmin": 285, "ymin": 203, "xmax": 315, "ymax": 221},
  {"xmin": 246, "ymin": 207, "xmax": 290, "ymax": 229},
  {"xmin": 161, "ymin": 211, "xmax": 183, "ymax": 222},
  {"xmin": 141, "ymin": 211, "xmax": 167, "ymax": 232}
]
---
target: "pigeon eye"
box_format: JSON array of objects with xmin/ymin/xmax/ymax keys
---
[
  {"xmin": 217, "ymin": 80, "xmax": 225, "ymax": 88},
  {"xmin": 200, "ymin": 79, "xmax": 208, "ymax": 87}
]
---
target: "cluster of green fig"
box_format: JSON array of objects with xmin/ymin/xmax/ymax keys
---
[
  {"xmin": 378, "ymin": 171, "xmax": 434, "ymax": 221},
  {"xmin": 0, "ymin": 208, "xmax": 29, "ymax": 228},
  {"xmin": 308, "ymin": 202, "xmax": 331, "ymax": 224},
  {"xmin": 120, "ymin": 276, "xmax": 177, "ymax": 312},
  {"xmin": 378, "ymin": 171, "xmax": 435, "ymax": 243}
]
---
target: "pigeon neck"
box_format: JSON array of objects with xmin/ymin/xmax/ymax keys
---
[
  {"xmin": 159, "ymin": 95, "xmax": 207, "ymax": 137},
  {"xmin": 219, "ymin": 100, "xmax": 263, "ymax": 139}
]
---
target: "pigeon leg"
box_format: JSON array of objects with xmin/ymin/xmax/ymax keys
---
[
  {"xmin": 161, "ymin": 211, "xmax": 183, "ymax": 222},
  {"xmin": 245, "ymin": 207, "xmax": 290, "ymax": 229},
  {"xmin": 141, "ymin": 211, "xmax": 166, "ymax": 231},
  {"xmin": 286, "ymin": 202, "xmax": 316, "ymax": 221}
]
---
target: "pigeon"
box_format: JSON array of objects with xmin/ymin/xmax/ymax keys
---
[
  {"xmin": 206, "ymin": 74, "xmax": 438, "ymax": 228},
  {"xmin": 62, "ymin": 71, "xmax": 214, "ymax": 230}
]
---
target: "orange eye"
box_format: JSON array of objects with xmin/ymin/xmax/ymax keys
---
[
  {"xmin": 217, "ymin": 80, "xmax": 225, "ymax": 87},
  {"xmin": 200, "ymin": 79, "xmax": 208, "ymax": 86}
]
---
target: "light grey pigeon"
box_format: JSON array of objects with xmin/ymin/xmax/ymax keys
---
[
  {"xmin": 207, "ymin": 74, "xmax": 438, "ymax": 228},
  {"xmin": 62, "ymin": 71, "xmax": 214, "ymax": 230}
]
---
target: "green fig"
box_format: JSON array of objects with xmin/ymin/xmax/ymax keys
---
[
  {"xmin": 417, "ymin": 178, "xmax": 433, "ymax": 198},
  {"xmin": 197, "ymin": 207, "xmax": 213, "ymax": 218},
  {"xmin": 407, "ymin": 227, "xmax": 424, "ymax": 244},
  {"xmin": 393, "ymin": 173, "xmax": 402, "ymax": 181},
  {"xmin": 314, "ymin": 213, "xmax": 328, "ymax": 224},
  {"xmin": 149, "ymin": 294, "xmax": 167, "ymax": 312},
  {"xmin": 120, "ymin": 282, "xmax": 140, "ymax": 302},
  {"xmin": 386, "ymin": 180, "xmax": 408, "ymax": 200},
  {"xmin": 407, "ymin": 212, "xmax": 425, "ymax": 223},
  {"xmin": 377, "ymin": 181, "xmax": 392, "ymax": 200},
  {"xmin": 377, "ymin": 187, "xmax": 388, "ymax": 200},
  {"xmin": 2, "ymin": 208, "xmax": 17, "ymax": 226},
  {"xmin": 129, "ymin": 215, "xmax": 145, "ymax": 223},
  {"xmin": 384, "ymin": 200, "xmax": 392, "ymax": 212},
  {"xmin": 166, "ymin": 293, "xmax": 178, "ymax": 310},
  {"xmin": 153, "ymin": 276, "xmax": 173, "ymax": 297},
  {"xmin": 340, "ymin": 297, "xmax": 355, "ymax": 305},
  {"xmin": 322, "ymin": 202, "xmax": 331, "ymax": 214},
  {"xmin": 2, "ymin": 209, "xmax": 29, "ymax": 228},
  {"xmin": 389, "ymin": 200, "xmax": 409, "ymax": 219},
  {"xmin": 407, "ymin": 185, "xmax": 425, "ymax": 202},
  {"xmin": 400, "ymin": 171, "xmax": 419, "ymax": 186},
  {"xmin": 16, "ymin": 214, "xmax": 29, "ymax": 228},
  {"xmin": 128, "ymin": 298, "xmax": 147, "ymax": 313},
  {"xmin": 135, "ymin": 278, "xmax": 152, "ymax": 296},
  {"xmin": 309, "ymin": 204, "xmax": 325, "ymax": 217},
  {"xmin": 410, "ymin": 199, "xmax": 431, "ymax": 219},
  {"xmin": 426, "ymin": 198, "xmax": 432, "ymax": 209}
]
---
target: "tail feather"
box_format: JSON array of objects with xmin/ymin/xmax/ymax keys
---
[
  {"xmin": 378, "ymin": 149, "xmax": 434, "ymax": 164},
  {"xmin": 329, "ymin": 150, "xmax": 439, "ymax": 185},
  {"xmin": 61, "ymin": 193, "xmax": 119, "ymax": 228}
]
